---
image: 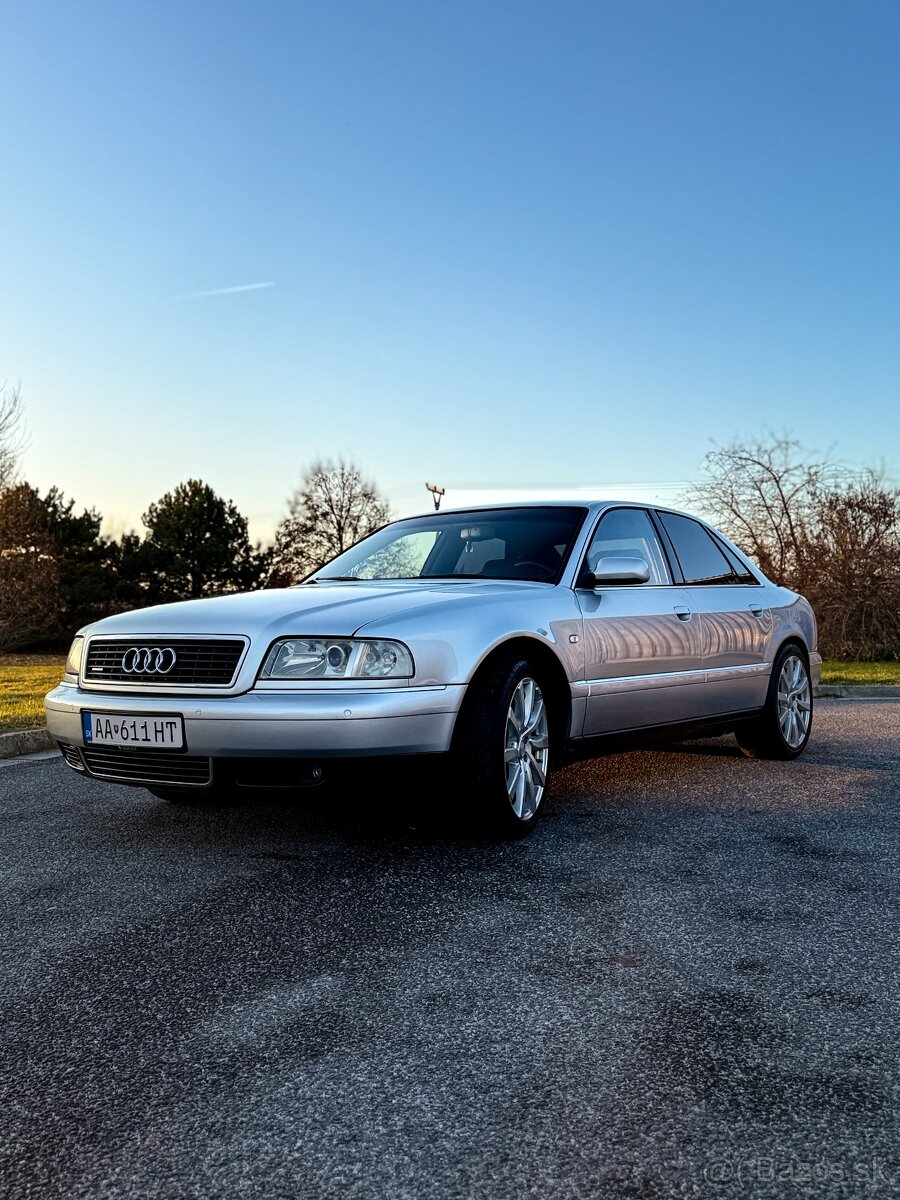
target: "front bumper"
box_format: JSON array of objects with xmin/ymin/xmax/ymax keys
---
[{"xmin": 45, "ymin": 682, "xmax": 465, "ymax": 763}]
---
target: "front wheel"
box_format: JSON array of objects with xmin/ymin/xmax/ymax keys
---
[
  {"xmin": 454, "ymin": 655, "xmax": 552, "ymax": 835},
  {"xmin": 735, "ymin": 645, "xmax": 813, "ymax": 760}
]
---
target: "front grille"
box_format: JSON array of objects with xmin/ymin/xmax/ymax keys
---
[
  {"xmin": 58, "ymin": 742, "xmax": 85, "ymax": 771},
  {"xmin": 82, "ymin": 748, "xmax": 212, "ymax": 787},
  {"xmin": 84, "ymin": 638, "xmax": 245, "ymax": 687}
]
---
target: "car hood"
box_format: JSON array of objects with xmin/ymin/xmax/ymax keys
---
[{"xmin": 85, "ymin": 579, "xmax": 552, "ymax": 643}]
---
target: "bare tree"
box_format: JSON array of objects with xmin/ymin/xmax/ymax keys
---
[
  {"xmin": 0, "ymin": 383, "xmax": 25, "ymax": 493},
  {"xmin": 688, "ymin": 436, "xmax": 900, "ymax": 659},
  {"xmin": 0, "ymin": 483, "xmax": 60, "ymax": 652},
  {"xmin": 268, "ymin": 460, "xmax": 391, "ymax": 584},
  {"xmin": 805, "ymin": 473, "xmax": 900, "ymax": 659},
  {"xmin": 687, "ymin": 437, "xmax": 841, "ymax": 586}
]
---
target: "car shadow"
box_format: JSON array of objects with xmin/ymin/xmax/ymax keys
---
[
  {"xmin": 83, "ymin": 714, "xmax": 887, "ymax": 856},
  {"xmin": 657, "ymin": 738, "xmax": 746, "ymax": 758},
  {"xmin": 113, "ymin": 765, "xmax": 509, "ymax": 851}
]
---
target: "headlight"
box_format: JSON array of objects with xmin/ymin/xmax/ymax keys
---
[
  {"xmin": 260, "ymin": 638, "xmax": 414, "ymax": 681},
  {"xmin": 65, "ymin": 636, "xmax": 85, "ymax": 677}
]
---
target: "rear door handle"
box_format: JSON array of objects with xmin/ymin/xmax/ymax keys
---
[
  {"xmin": 750, "ymin": 604, "xmax": 764, "ymax": 616},
  {"xmin": 673, "ymin": 606, "xmax": 692, "ymax": 621}
]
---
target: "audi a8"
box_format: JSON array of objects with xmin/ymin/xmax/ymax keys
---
[{"xmin": 46, "ymin": 502, "xmax": 819, "ymax": 833}]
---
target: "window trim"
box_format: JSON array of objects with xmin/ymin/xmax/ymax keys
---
[
  {"xmin": 708, "ymin": 531, "xmax": 763, "ymax": 587},
  {"xmin": 648, "ymin": 509, "xmax": 684, "ymax": 584}
]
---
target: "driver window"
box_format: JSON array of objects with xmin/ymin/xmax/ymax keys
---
[{"xmin": 582, "ymin": 508, "xmax": 670, "ymax": 585}]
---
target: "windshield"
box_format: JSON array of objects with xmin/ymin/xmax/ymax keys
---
[{"xmin": 312, "ymin": 507, "xmax": 587, "ymax": 584}]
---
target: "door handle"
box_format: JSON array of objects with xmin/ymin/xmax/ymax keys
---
[
  {"xmin": 673, "ymin": 606, "xmax": 692, "ymax": 621},
  {"xmin": 749, "ymin": 604, "xmax": 764, "ymax": 616}
]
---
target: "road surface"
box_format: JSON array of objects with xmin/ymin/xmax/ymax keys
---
[{"xmin": 1, "ymin": 701, "xmax": 897, "ymax": 1198}]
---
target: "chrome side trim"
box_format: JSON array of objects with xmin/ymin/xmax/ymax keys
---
[
  {"xmin": 704, "ymin": 662, "xmax": 772, "ymax": 681},
  {"xmin": 586, "ymin": 661, "xmax": 771, "ymax": 695},
  {"xmin": 587, "ymin": 667, "xmax": 708, "ymax": 695}
]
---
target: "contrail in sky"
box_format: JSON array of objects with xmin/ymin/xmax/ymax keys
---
[{"xmin": 183, "ymin": 281, "xmax": 275, "ymax": 298}]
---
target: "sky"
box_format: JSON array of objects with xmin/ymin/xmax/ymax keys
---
[{"xmin": 3, "ymin": 0, "xmax": 899, "ymax": 542}]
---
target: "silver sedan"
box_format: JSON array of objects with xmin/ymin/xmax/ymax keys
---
[{"xmin": 46, "ymin": 502, "xmax": 820, "ymax": 834}]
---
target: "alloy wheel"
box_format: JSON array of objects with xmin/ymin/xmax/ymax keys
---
[
  {"xmin": 777, "ymin": 654, "xmax": 811, "ymax": 749},
  {"xmin": 503, "ymin": 677, "xmax": 550, "ymax": 820}
]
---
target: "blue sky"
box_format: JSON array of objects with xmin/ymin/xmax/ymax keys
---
[{"xmin": 3, "ymin": 0, "xmax": 899, "ymax": 541}]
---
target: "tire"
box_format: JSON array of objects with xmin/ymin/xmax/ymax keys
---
[
  {"xmin": 735, "ymin": 644, "xmax": 813, "ymax": 760},
  {"xmin": 453, "ymin": 653, "xmax": 553, "ymax": 836}
]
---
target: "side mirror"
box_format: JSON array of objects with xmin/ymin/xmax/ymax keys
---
[{"xmin": 591, "ymin": 555, "xmax": 651, "ymax": 586}]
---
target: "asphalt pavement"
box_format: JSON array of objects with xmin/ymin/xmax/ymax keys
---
[{"xmin": 1, "ymin": 700, "xmax": 898, "ymax": 1199}]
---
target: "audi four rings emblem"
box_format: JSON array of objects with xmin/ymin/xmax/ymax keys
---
[{"xmin": 121, "ymin": 646, "xmax": 178, "ymax": 674}]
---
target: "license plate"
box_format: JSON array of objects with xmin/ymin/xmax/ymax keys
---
[{"xmin": 82, "ymin": 711, "xmax": 185, "ymax": 750}]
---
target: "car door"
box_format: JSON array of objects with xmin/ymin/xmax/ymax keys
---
[
  {"xmin": 655, "ymin": 511, "xmax": 770, "ymax": 715},
  {"xmin": 575, "ymin": 507, "xmax": 705, "ymax": 735}
]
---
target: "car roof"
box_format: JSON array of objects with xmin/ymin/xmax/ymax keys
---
[{"xmin": 400, "ymin": 499, "xmax": 695, "ymax": 519}]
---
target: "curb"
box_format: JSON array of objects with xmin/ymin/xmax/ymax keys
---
[
  {"xmin": 815, "ymin": 685, "xmax": 900, "ymax": 699},
  {"xmin": 0, "ymin": 728, "xmax": 56, "ymax": 759}
]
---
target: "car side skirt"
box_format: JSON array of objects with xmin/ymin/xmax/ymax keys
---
[{"xmin": 564, "ymin": 708, "xmax": 766, "ymax": 761}]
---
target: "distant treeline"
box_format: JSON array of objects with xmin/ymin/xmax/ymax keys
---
[
  {"xmin": 0, "ymin": 461, "xmax": 390, "ymax": 651},
  {"xmin": 1, "ymin": 436, "xmax": 899, "ymax": 660}
]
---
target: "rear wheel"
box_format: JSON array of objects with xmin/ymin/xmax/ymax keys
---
[
  {"xmin": 735, "ymin": 645, "xmax": 813, "ymax": 760},
  {"xmin": 454, "ymin": 654, "xmax": 552, "ymax": 835}
]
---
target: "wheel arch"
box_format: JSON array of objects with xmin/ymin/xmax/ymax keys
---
[
  {"xmin": 773, "ymin": 634, "xmax": 810, "ymax": 664},
  {"xmin": 454, "ymin": 635, "xmax": 574, "ymax": 755}
]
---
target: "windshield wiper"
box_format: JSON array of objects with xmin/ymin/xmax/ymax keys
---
[{"xmin": 309, "ymin": 576, "xmax": 496, "ymax": 585}]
